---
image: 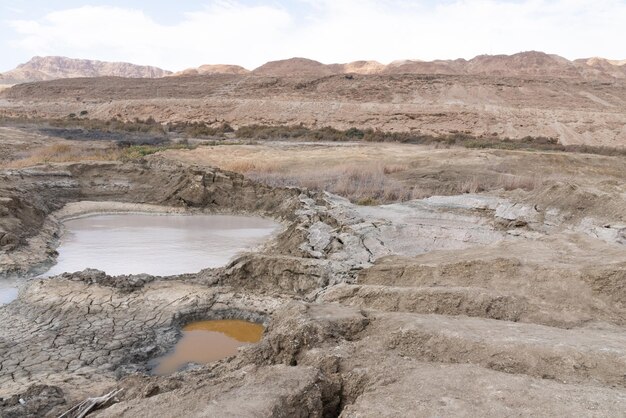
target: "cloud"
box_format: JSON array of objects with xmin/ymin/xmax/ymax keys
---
[{"xmin": 6, "ymin": 0, "xmax": 626, "ymax": 71}]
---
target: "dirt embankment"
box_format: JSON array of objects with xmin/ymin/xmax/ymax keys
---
[{"xmin": 2, "ymin": 72, "xmax": 626, "ymax": 147}]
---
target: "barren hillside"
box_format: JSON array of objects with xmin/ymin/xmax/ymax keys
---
[
  {"xmin": 2, "ymin": 51, "xmax": 626, "ymax": 147},
  {"xmin": 4, "ymin": 52, "xmax": 626, "ymax": 84},
  {"xmin": 173, "ymin": 64, "xmax": 250, "ymax": 76},
  {"xmin": 0, "ymin": 56, "xmax": 171, "ymax": 84},
  {"xmin": 217, "ymin": 52, "xmax": 626, "ymax": 79},
  {"xmin": 3, "ymin": 71, "xmax": 626, "ymax": 147}
]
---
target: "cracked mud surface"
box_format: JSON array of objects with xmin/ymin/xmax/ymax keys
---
[{"xmin": 1, "ymin": 143, "xmax": 626, "ymax": 417}]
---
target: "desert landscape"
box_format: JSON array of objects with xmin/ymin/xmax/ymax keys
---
[
  {"xmin": 2, "ymin": 52, "xmax": 626, "ymax": 148},
  {"xmin": 1, "ymin": 5, "xmax": 626, "ymax": 416}
]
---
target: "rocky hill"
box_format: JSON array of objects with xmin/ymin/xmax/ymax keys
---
[
  {"xmin": 252, "ymin": 57, "xmax": 337, "ymax": 77},
  {"xmin": 4, "ymin": 52, "xmax": 626, "ymax": 85},
  {"xmin": 0, "ymin": 56, "xmax": 171, "ymax": 84},
  {"xmin": 247, "ymin": 52, "xmax": 626, "ymax": 79},
  {"xmin": 173, "ymin": 64, "xmax": 250, "ymax": 76}
]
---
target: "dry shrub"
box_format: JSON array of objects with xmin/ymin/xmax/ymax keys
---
[
  {"xmin": 383, "ymin": 163, "xmax": 410, "ymax": 174},
  {"xmin": 498, "ymin": 174, "xmax": 541, "ymax": 191},
  {"xmin": 221, "ymin": 161, "xmax": 258, "ymax": 172},
  {"xmin": 459, "ymin": 176, "xmax": 484, "ymax": 194},
  {"xmin": 458, "ymin": 174, "xmax": 540, "ymax": 194}
]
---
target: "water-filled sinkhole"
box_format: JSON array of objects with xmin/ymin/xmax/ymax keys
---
[{"xmin": 153, "ymin": 319, "xmax": 265, "ymax": 375}]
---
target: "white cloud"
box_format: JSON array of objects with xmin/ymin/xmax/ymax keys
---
[{"xmin": 6, "ymin": 0, "xmax": 626, "ymax": 71}]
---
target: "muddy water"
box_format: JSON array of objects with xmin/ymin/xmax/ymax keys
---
[
  {"xmin": 43, "ymin": 214, "xmax": 280, "ymax": 277},
  {"xmin": 0, "ymin": 279, "xmax": 19, "ymax": 306},
  {"xmin": 154, "ymin": 320, "xmax": 265, "ymax": 375}
]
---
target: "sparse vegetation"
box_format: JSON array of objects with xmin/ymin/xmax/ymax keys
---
[
  {"xmin": 168, "ymin": 140, "xmax": 556, "ymax": 205},
  {"xmin": 166, "ymin": 121, "xmax": 234, "ymax": 137},
  {"xmin": 234, "ymin": 124, "xmax": 626, "ymax": 156},
  {"xmin": 118, "ymin": 143, "xmax": 196, "ymax": 161},
  {"xmin": 1, "ymin": 116, "xmax": 625, "ymax": 156},
  {"xmin": 0, "ymin": 116, "xmax": 237, "ymax": 139}
]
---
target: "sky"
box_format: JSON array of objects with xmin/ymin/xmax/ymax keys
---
[{"xmin": 1, "ymin": 0, "xmax": 625, "ymax": 72}]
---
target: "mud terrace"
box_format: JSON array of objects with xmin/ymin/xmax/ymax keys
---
[{"xmin": 1, "ymin": 154, "xmax": 626, "ymax": 417}]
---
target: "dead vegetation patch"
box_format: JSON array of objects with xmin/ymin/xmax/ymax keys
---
[
  {"xmin": 252, "ymin": 163, "xmax": 417, "ymax": 205},
  {"xmin": 3, "ymin": 142, "xmax": 196, "ymax": 169},
  {"xmin": 4, "ymin": 143, "xmax": 121, "ymax": 169},
  {"xmin": 170, "ymin": 143, "xmax": 555, "ymax": 205}
]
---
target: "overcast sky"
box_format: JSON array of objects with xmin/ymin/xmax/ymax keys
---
[{"xmin": 1, "ymin": 0, "xmax": 625, "ymax": 72}]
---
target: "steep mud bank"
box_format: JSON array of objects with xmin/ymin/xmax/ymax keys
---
[{"xmin": 1, "ymin": 155, "xmax": 626, "ymax": 417}]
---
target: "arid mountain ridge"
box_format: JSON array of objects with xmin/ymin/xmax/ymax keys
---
[
  {"xmin": 250, "ymin": 53, "xmax": 626, "ymax": 79},
  {"xmin": 2, "ymin": 51, "xmax": 626, "ymax": 84},
  {"xmin": 0, "ymin": 56, "xmax": 172, "ymax": 84}
]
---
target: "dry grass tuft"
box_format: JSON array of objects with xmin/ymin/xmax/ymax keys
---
[
  {"xmin": 219, "ymin": 160, "xmax": 277, "ymax": 173},
  {"xmin": 498, "ymin": 174, "xmax": 542, "ymax": 191},
  {"xmin": 458, "ymin": 174, "xmax": 541, "ymax": 194},
  {"xmin": 459, "ymin": 176, "xmax": 484, "ymax": 194}
]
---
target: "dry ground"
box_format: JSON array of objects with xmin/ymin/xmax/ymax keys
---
[
  {"xmin": 2, "ymin": 126, "xmax": 626, "ymax": 417},
  {"xmin": 0, "ymin": 127, "xmax": 119, "ymax": 168},
  {"xmin": 3, "ymin": 126, "xmax": 625, "ymax": 220}
]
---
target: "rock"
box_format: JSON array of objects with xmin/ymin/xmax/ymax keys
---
[{"xmin": 0, "ymin": 385, "xmax": 66, "ymax": 418}]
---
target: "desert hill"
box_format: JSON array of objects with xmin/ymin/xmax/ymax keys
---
[
  {"xmin": 328, "ymin": 60, "xmax": 387, "ymax": 75},
  {"xmin": 246, "ymin": 52, "xmax": 626, "ymax": 79},
  {"xmin": 252, "ymin": 57, "xmax": 338, "ymax": 77},
  {"xmin": 3, "ymin": 52, "xmax": 626, "ymax": 85},
  {"xmin": 173, "ymin": 64, "xmax": 250, "ymax": 76},
  {"xmin": 0, "ymin": 56, "xmax": 171, "ymax": 84}
]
